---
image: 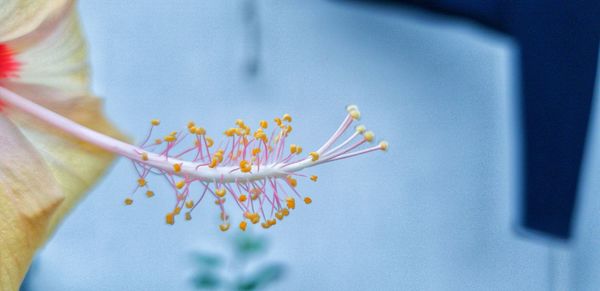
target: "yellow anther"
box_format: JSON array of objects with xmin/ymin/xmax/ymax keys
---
[
  {"xmin": 275, "ymin": 212, "xmax": 284, "ymax": 220},
  {"xmin": 205, "ymin": 137, "xmax": 214, "ymax": 147},
  {"xmin": 185, "ymin": 200, "xmax": 194, "ymax": 209},
  {"xmin": 310, "ymin": 175, "xmax": 318, "ymax": 182},
  {"xmin": 137, "ymin": 178, "xmax": 147, "ymax": 187},
  {"xmin": 282, "ymin": 113, "xmax": 292, "ymax": 122},
  {"xmin": 379, "ymin": 140, "xmax": 389, "ymax": 151},
  {"xmin": 290, "ymin": 144, "xmax": 297, "ymax": 154},
  {"xmin": 188, "ymin": 126, "xmax": 197, "ymax": 133},
  {"xmin": 225, "ymin": 128, "xmax": 236, "ymax": 137},
  {"xmin": 364, "ymin": 131, "xmax": 375, "ymax": 142},
  {"xmin": 286, "ymin": 197, "xmax": 296, "ymax": 209},
  {"xmin": 174, "ymin": 207, "xmax": 181, "ymax": 215},
  {"xmin": 166, "ymin": 212, "xmax": 175, "ymax": 225},
  {"xmin": 296, "ymin": 146, "xmax": 303, "ymax": 154},
  {"xmin": 124, "ymin": 198, "xmax": 133, "ymax": 205},
  {"xmin": 240, "ymin": 160, "xmax": 252, "ymax": 173},
  {"xmin": 215, "ymin": 188, "xmax": 226, "ymax": 198},
  {"xmin": 285, "ymin": 125, "xmax": 293, "ymax": 134},
  {"xmin": 259, "ymin": 120, "xmax": 268, "ymax": 129},
  {"xmin": 355, "ymin": 125, "xmax": 366, "ymax": 133},
  {"xmin": 219, "ymin": 223, "xmax": 231, "ymax": 232},
  {"xmin": 187, "ymin": 121, "xmax": 195, "ymax": 128},
  {"xmin": 185, "ymin": 212, "xmax": 192, "ymax": 221},
  {"xmin": 151, "ymin": 119, "xmax": 160, "ymax": 126},
  {"xmin": 274, "ymin": 117, "xmax": 282, "ymax": 126},
  {"xmin": 208, "ymin": 159, "xmax": 218, "ymax": 168},
  {"xmin": 239, "ymin": 221, "xmax": 247, "ymax": 231},
  {"xmin": 155, "ymin": 138, "xmax": 163, "ymax": 145},
  {"xmin": 176, "ymin": 180, "xmax": 186, "ymax": 189},
  {"xmin": 141, "ymin": 152, "xmax": 149, "ymax": 161},
  {"xmin": 309, "ymin": 152, "xmax": 319, "ymax": 161},
  {"xmin": 252, "ymin": 148, "xmax": 261, "ymax": 156},
  {"xmin": 245, "ymin": 212, "xmax": 260, "ymax": 224},
  {"xmin": 261, "ymin": 222, "xmax": 271, "ymax": 229},
  {"xmin": 195, "ymin": 127, "xmax": 206, "ymax": 135},
  {"xmin": 173, "ymin": 163, "xmax": 182, "ymax": 173},
  {"xmin": 304, "ymin": 197, "xmax": 312, "ymax": 204},
  {"xmin": 282, "ymin": 208, "xmax": 290, "ymax": 216},
  {"xmin": 146, "ymin": 190, "xmax": 154, "ymax": 198},
  {"xmin": 164, "ymin": 135, "xmax": 176, "ymax": 142},
  {"xmin": 238, "ymin": 194, "xmax": 247, "ymax": 202},
  {"xmin": 254, "ymin": 132, "xmax": 267, "ymax": 141},
  {"xmin": 287, "ymin": 176, "xmax": 298, "ymax": 188},
  {"xmin": 170, "ymin": 131, "xmax": 177, "ymax": 136}
]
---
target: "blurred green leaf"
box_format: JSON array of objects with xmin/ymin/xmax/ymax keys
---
[
  {"xmin": 191, "ymin": 252, "xmax": 223, "ymax": 268},
  {"xmin": 192, "ymin": 272, "xmax": 222, "ymax": 290},
  {"xmin": 233, "ymin": 234, "xmax": 266, "ymax": 257},
  {"xmin": 235, "ymin": 263, "xmax": 286, "ymax": 291}
]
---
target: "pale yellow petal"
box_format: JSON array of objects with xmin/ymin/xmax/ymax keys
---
[
  {"xmin": 3, "ymin": 85, "xmax": 127, "ymax": 234},
  {"xmin": 0, "ymin": 0, "xmax": 70, "ymax": 42},
  {"xmin": 0, "ymin": 1, "xmax": 125, "ymax": 288},
  {"xmin": 0, "ymin": 115, "xmax": 64, "ymax": 291},
  {"xmin": 11, "ymin": 8, "xmax": 90, "ymax": 95}
]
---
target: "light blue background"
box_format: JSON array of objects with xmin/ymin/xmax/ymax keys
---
[{"xmin": 27, "ymin": 1, "xmax": 600, "ymax": 290}]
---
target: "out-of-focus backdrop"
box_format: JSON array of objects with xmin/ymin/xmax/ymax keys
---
[{"xmin": 24, "ymin": 0, "xmax": 600, "ymax": 290}]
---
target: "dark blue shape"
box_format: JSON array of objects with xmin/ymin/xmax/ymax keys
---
[
  {"xmin": 342, "ymin": 0, "xmax": 600, "ymax": 240},
  {"xmin": 511, "ymin": 1, "xmax": 600, "ymax": 240}
]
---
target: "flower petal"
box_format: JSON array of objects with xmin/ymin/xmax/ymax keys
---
[
  {"xmin": 0, "ymin": 115, "xmax": 64, "ymax": 291},
  {"xmin": 9, "ymin": 6, "xmax": 90, "ymax": 96},
  {"xmin": 0, "ymin": 0, "xmax": 70, "ymax": 43},
  {"xmin": 0, "ymin": 1, "xmax": 126, "ymax": 288},
  {"xmin": 2, "ymin": 84, "xmax": 127, "ymax": 233}
]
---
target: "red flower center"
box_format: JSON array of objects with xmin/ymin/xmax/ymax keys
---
[{"xmin": 0, "ymin": 44, "xmax": 20, "ymax": 79}]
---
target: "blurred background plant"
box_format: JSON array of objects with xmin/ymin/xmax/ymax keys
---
[{"xmin": 190, "ymin": 233, "xmax": 286, "ymax": 291}]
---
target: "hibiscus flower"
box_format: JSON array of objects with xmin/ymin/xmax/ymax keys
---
[{"xmin": 0, "ymin": 1, "xmax": 124, "ymax": 289}]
